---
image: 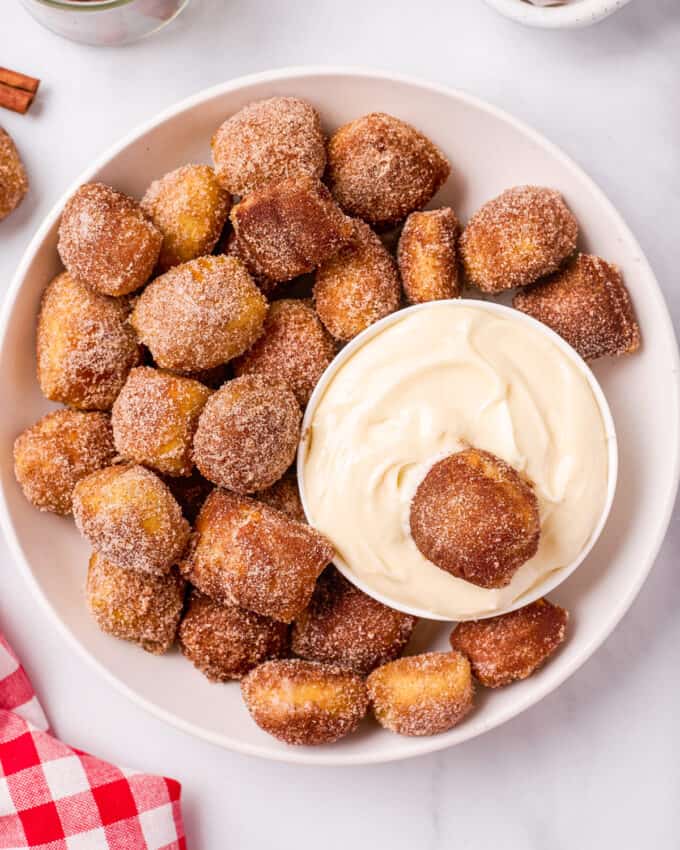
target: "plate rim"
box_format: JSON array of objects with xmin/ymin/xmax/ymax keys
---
[{"xmin": 1, "ymin": 65, "xmax": 678, "ymax": 766}]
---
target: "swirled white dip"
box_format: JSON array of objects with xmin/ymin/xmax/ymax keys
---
[{"xmin": 300, "ymin": 303, "xmax": 610, "ymax": 620}]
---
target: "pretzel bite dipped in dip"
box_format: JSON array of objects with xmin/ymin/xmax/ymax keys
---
[
  {"xmin": 513, "ymin": 253, "xmax": 641, "ymax": 360},
  {"xmin": 37, "ymin": 272, "xmax": 141, "ymax": 411},
  {"xmin": 58, "ymin": 182, "xmax": 162, "ymax": 296},
  {"xmin": 193, "ymin": 375, "xmax": 300, "ymax": 494},
  {"xmin": 367, "ymin": 651, "xmax": 474, "ymax": 736},
  {"xmin": 87, "ymin": 552, "xmax": 186, "ymax": 655},
  {"xmin": 241, "ymin": 659, "xmax": 368, "ymax": 745},
  {"xmin": 180, "ymin": 490, "xmax": 333, "ymax": 622},
  {"xmin": 14, "ymin": 409, "xmax": 115, "ymax": 516},
  {"xmin": 0, "ymin": 127, "xmax": 28, "ymax": 222},
  {"xmin": 112, "ymin": 366, "xmax": 212, "ymax": 477},
  {"xmin": 327, "ymin": 112, "xmax": 450, "ymax": 226},
  {"xmin": 450, "ymin": 598, "xmax": 568, "ymax": 687},
  {"xmin": 233, "ymin": 299, "xmax": 336, "ymax": 406},
  {"xmin": 141, "ymin": 164, "xmax": 231, "ymax": 272},
  {"xmin": 73, "ymin": 464, "xmax": 190, "ymax": 575},
  {"xmin": 398, "ymin": 207, "xmax": 461, "ymax": 303},
  {"xmin": 179, "ymin": 591, "xmax": 289, "ymax": 681},
  {"xmin": 460, "ymin": 186, "xmax": 578, "ymax": 293},
  {"xmin": 292, "ymin": 567, "xmax": 417, "ymax": 674},
  {"xmin": 230, "ymin": 175, "xmax": 353, "ymax": 283},
  {"xmin": 131, "ymin": 255, "xmax": 267, "ymax": 372},
  {"xmin": 211, "ymin": 96, "xmax": 326, "ymax": 196},
  {"xmin": 410, "ymin": 449, "xmax": 540, "ymax": 590},
  {"xmin": 314, "ymin": 219, "xmax": 401, "ymax": 341}
]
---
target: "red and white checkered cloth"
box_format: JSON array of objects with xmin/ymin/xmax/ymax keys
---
[{"xmin": 0, "ymin": 632, "xmax": 186, "ymax": 849}]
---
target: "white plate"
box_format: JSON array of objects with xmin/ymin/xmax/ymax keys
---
[{"xmin": 0, "ymin": 67, "xmax": 677, "ymax": 766}]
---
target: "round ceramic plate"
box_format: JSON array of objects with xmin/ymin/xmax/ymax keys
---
[{"xmin": 1, "ymin": 67, "xmax": 677, "ymax": 766}]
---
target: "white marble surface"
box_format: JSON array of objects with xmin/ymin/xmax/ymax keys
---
[{"xmin": 1, "ymin": 1, "xmax": 679, "ymax": 847}]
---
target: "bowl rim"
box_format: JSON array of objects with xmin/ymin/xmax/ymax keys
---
[
  {"xmin": 297, "ymin": 298, "xmax": 619, "ymax": 622},
  {"xmin": 481, "ymin": 0, "xmax": 633, "ymax": 29},
  {"xmin": 1, "ymin": 65, "xmax": 677, "ymax": 766}
]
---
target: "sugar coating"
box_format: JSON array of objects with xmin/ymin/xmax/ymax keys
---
[
  {"xmin": 233, "ymin": 299, "xmax": 336, "ymax": 406},
  {"xmin": 58, "ymin": 182, "xmax": 162, "ymax": 296},
  {"xmin": 255, "ymin": 471, "xmax": 306, "ymax": 523},
  {"xmin": 410, "ymin": 449, "xmax": 540, "ymax": 589},
  {"xmin": 367, "ymin": 651, "xmax": 474, "ymax": 736},
  {"xmin": 327, "ymin": 112, "xmax": 450, "ymax": 225},
  {"xmin": 513, "ymin": 253, "xmax": 641, "ymax": 360},
  {"xmin": 231, "ymin": 175, "xmax": 354, "ymax": 282},
  {"xmin": 180, "ymin": 490, "xmax": 333, "ymax": 622},
  {"xmin": 112, "ymin": 366, "xmax": 212, "ymax": 476},
  {"xmin": 314, "ymin": 219, "xmax": 402, "ymax": 341},
  {"xmin": 398, "ymin": 207, "xmax": 461, "ymax": 303},
  {"xmin": 0, "ymin": 127, "xmax": 28, "ymax": 221},
  {"xmin": 141, "ymin": 164, "xmax": 231, "ymax": 273},
  {"xmin": 241, "ymin": 659, "xmax": 368, "ymax": 745},
  {"xmin": 460, "ymin": 185, "xmax": 578, "ymax": 293},
  {"xmin": 87, "ymin": 551, "xmax": 186, "ymax": 655},
  {"xmin": 13, "ymin": 409, "xmax": 115, "ymax": 516},
  {"xmin": 450, "ymin": 598, "xmax": 568, "ymax": 687},
  {"xmin": 73, "ymin": 464, "xmax": 190, "ymax": 575},
  {"xmin": 131, "ymin": 254, "xmax": 267, "ymax": 372},
  {"xmin": 179, "ymin": 591, "xmax": 289, "ymax": 681},
  {"xmin": 292, "ymin": 568, "xmax": 417, "ymax": 674},
  {"xmin": 37, "ymin": 272, "xmax": 141, "ymax": 411},
  {"xmin": 193, "ymin": 375, "xmax": 301, "ymax": 493},
  {"xmin": 211, "ymin": 96, "xmax": 326, "ymax": 197}
]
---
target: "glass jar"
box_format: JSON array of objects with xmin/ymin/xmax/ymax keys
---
[{"xmin": 19, "ymin": 0, "xmax": 191, "ymax": 46}]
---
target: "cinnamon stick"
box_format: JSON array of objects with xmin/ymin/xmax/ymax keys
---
[
  {"xmin": 0, "ymin": 67, "xmax": 41, "ymax": 95},
  {"xmin": 0, "ymin": 82, "xmax": 35, "ymax": 115}
]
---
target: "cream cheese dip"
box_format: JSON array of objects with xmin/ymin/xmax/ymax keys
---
[{"xmin": 299, "ymin": 301, "xmax": 613, "ymax": 621}]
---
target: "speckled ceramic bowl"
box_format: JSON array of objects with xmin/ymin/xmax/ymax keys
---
[{"xmin": 482, "ymin": 0, "xmax": 633, "ymax": 29}]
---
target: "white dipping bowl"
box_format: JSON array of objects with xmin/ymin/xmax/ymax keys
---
[
  {"xmin": 482, "ymin": 0, "xmax": 633, "ymax": 29},
  {"xmin": 0, "ymin": 67, "xmax": 677, "ymax": 766},
  {"xmin": 298, "ymin": 299, "xmax": 618, "ymax": 622}
]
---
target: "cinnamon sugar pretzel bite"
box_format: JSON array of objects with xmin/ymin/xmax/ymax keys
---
[
  {"xmin": 233, "ymin": 299, "xmax": 336, "ymax": 406},
  {"xmin": 241, "ymin": 659, "xmax": 368, "ymax": 745},
  {"xmin": 58, "ymin": 182, "xmax": 162, "ymax": 296},
  {"xmin": 87, "ymin": 552, "xmax": 185, "ymax": 655},
  {"xmin": 212, "ymin": 96, "xmax": 326, "ymax": 196},
  {"xmin": 179, "ymin": 590, "xmax": 288, "ymax": 681},
  {"xmin": 141, "ymin": 164, "xmax": 231, "ymax": 272},
  {"xmin": 292, "ymin": 568, "xmax": 417, "ymax": 674},
  {"xmin": 73, "ymin": 464, "xmax": 190, "ymax": 575},
  {"xmin": 460, "ymin": 186, "xmax": 578, "ymax": 293},
  {"xmin": 398, "ymin": 207, "xmax": 461, "ymax": 303},
  {"xmin": 14, "ymin": 409, "xmax": 115, "ymax": 515},
  {"xmin": 314, "ymin": 219, "xmax": 401, "ymax": 341},
  {"xmin": 230, "ymin": 175, "xmax": 353, "ymax": 282},
  {"xmin": 37, "ymin": 272, "xmax": 141, "ymax": 411},
  {"xmin": 327, "ymin": 112, "xmax": 450, "ymax": 226},
  {"xmin": 193, "ymin": 375, "xmax": 301, "ymax": 493},
  {"xmin": 513, "ymin": 253, "xmax": 640, "ymax": 360},
  {"xmin": 367, "ymin": 651, "xmax": 474, "ymax": 736},
  {"xmin": 180, "ymin": 489, "xmax": 333, "ymax": 622},
  {"xmin": 450, "ymin": 598, "xmax": 569, "ymax": 687}
]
